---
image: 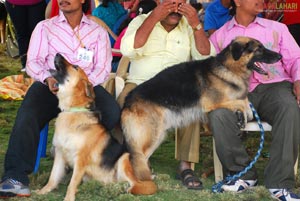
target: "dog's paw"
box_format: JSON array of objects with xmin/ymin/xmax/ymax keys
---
[
  {"xmin": 236, "ymin": 110, "xmax": 245, "ymax": 129},
  {"xmin": 127, "ymin": 186, "xmax": 133, "ymax": 194},
  {"xmin": 34, "ymin": 188, "xmax": 50, "ymax": 195},
  {"xmin": 64, "ymin": 194, "xmax": 76, "ymax": 201},
  {"xmin": 64, "ymin": 197, "xmax": 75, "ymax": 201}
]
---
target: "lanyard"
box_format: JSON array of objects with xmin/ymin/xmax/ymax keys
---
[{"xmin": 74, "ymin": 27, "xmax": 86, "ymax": 49}]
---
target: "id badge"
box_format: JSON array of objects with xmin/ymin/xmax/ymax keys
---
[{"xmin": 77, "ymin": 48, "xmax": 93, "ymax": 63}]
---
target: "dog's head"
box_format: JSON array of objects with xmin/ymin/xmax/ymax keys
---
[
  {"xmin": 219, "ymin": 36, "xmax": 282, "ymax": 75},
  {"xmin": 50, "ymin": 53, "xmax": 95, "ymax": 109}
]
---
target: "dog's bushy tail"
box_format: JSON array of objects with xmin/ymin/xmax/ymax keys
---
[{"xmin": 128, "ymin": 180, "xmax": 157, "ymax": 195}]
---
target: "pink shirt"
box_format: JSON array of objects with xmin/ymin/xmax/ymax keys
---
[
  {"xmin": 26, "ymin": 12, "xmax": 112, "ymax": 86},
  {"xmin": 210, "ymin": 17, "xmax": 300, "ymax": 92},
  {"xmin": 7, "ymin": 0, "xmax": 42, "ymax": 5}
]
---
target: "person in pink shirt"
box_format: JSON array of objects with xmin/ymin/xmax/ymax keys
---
[
  {"xmin": 0, "ymin": 0, "xmax": 120, "ymax": 198},
  {"xmin": 208, "ymin": 0, "xmax": 300, "ymax": 200}
]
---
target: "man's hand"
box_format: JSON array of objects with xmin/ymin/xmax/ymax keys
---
[
  {"xmin": 293, "ymin": 80, "xmax": 300, "ymax": 106},
  {"xmin": 177, "ymin": 3, "xmax": 200, "ymax": 29},
  {"xmin": 150, "ymin": 0, "xmax": 177, "ymax": 22},
  {"xmin": 45, "ymin": 77, "xmax": 59, "ymax": 94}
]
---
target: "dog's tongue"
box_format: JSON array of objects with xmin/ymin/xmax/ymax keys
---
[{"xmin": 254, "ymin": 62, "xmax": 268, "ymax": 75}]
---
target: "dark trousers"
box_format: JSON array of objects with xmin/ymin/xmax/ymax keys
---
[
  {"xmin": 208, "ymin": 81, "xmax": 300, "ymax": 189},
  {"xmin": 5, "ymin": 1, "xmax": 46, "ymax": 68},
  {"xmin": 2, "ymin": 82, "xmax": 121, "ymax": 185}
]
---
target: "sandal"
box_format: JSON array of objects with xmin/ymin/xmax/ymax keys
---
[{"xmin": 178, "ymin": 169, "xmax": 203, "ymax": 190}]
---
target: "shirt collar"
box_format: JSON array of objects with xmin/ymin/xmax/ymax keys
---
[
  {"xmin": 227, "ymin": 16, "xmax": 266, "ymax": 30},
  {"xmin": 56, "ymin": 10, "xmax": 91, "ymax": 25},
  {"xmin": 177, "ymin": 16, "xmax": 188, "ymax": 31}
]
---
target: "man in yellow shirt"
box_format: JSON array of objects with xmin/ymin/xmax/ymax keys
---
[{"xmin": 119, "ymin": 0, "xmax": 215, "ymax": 189}]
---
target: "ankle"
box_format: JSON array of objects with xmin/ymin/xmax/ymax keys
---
[{"xmin": 178, "ymin": 161, "xmax": 191, "ymax": 172}]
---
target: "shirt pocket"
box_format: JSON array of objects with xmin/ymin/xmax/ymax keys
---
[{"xmin": 166, "ymin": 34, "xmax": 191, "ymax": 61}]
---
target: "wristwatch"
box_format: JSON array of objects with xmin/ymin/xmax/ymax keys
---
[{"xmin": 193, "ymin": 23, "xmax": 203, "ymax": 31}]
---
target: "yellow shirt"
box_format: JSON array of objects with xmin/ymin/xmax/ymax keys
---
[{"xmin": 120, "ymin": 13, "xmax": 216, "ymax": 85}]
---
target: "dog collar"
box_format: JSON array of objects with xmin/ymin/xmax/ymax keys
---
[{"xmin": 65, "ymin": 107, "xmax": 90, "ymax": 112}]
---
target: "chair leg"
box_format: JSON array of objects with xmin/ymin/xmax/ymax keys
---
[
  {"xmin": 33, "ymin": 124, "xmax": 49, "ymax": 174},
  {"xmin": 294, "ymin": 154, "xmax": 299, "ymax": 177},
  {"xmin": 41, "ymin": 124, "xmax": 49, "ymax": 157},
  {"xmin": 213, "ymin": 138, "xmax": 223, "ymax": 183}
]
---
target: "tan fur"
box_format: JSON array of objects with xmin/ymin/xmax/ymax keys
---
[
  {"xmin": 36, "ymin": 55, "xmax": 156, "ymax": 201},
  {"xmin": 121, "ymin": 37, "xmax": 282, "ymax": 181}
]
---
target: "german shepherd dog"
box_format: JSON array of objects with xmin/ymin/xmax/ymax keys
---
[
  {"xmin": 36, "ymin": 54, "xmax": 156, "ymax": 201},
  {"xmin": 121, "ymin": 36, "xmax": 282, "ymax": 181}
]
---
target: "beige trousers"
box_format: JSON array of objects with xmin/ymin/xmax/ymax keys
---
[{"xmin": 175, "ymin": 122, "xmax": 200, "ymax": 163}]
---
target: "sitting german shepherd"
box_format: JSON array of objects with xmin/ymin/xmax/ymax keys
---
[
  {"xmin": 121, "ymin": 36, "xmax": 282, "ymax": 181},
  {"xmin": 36, "ymin": 54, "xmax": 156, "ymax": 201}
]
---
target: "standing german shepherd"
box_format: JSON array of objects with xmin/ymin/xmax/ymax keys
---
[
  {"xmin": 36, "ymin": 54, "xmax": 156, "ymax": 201},
  {"xmin": 121, "ymin": 37, "xmax": 282, "ymax": 181}
]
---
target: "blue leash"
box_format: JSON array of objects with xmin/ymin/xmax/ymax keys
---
[{"xmin": 212, "ymin": 103, "xmax": 265, "ymax": 193}]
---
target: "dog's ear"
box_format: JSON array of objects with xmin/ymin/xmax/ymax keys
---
[
  {"xmin": 231, "ymin": 42, "xmax": 244, "ymax": 61},
  {"xmin": 84, "ymin": 80, "xmax": 95, "ymax": 99}
]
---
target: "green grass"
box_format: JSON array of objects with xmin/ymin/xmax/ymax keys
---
[{"xmin": 0, "ymin": 43, "xmax": 297, "ymax": 200}]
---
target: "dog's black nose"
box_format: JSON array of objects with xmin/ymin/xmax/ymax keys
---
[
  {"xmin": 54, "ymin": 53, "xmax": 65, "ymax": 68},
  {"xmin": 55, "ymin": 53, "xmax": 63, "ymax": 60}
]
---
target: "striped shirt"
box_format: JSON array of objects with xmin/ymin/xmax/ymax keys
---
[
  {"xmin": 26, "ymin": 12, "xmax": 112, "ymax": 86},
  {"xmin": 7, "ymin": 0, "xmax": 42, "ymax": 5}
]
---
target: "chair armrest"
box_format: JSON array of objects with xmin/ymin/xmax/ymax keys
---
[{"xmin": 116, "ymin": 56, "xmax": 130, "ymax": 79}]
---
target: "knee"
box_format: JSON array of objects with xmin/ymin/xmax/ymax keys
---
[
  {"xmin": 102, "ymin": 103, "xmax": 121, "ymax": 131},
  {"xmin": 208, "ymin": 108, "xmax": 236, "ymax": 123},
  {"xmin": 110, "ymin": 103, "xmax": 121, "ymax": 123},
  {"xmin": 276, "ymin": 101, "xmax": 300, "ymax": 121}
]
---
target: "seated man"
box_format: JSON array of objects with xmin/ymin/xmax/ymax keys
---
[
  {"xmin": 119, "ymin": 0, "xmax": 215, "ymax": 189},
  {"xmin": 209, "ymin": 0, "xmax": 300, "ymax": 200},
  {"xmin": 0, "ymin": 0, "xmax": 120, "ymax": 198}
]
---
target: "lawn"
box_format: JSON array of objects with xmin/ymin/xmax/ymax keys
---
[{"xmin": 0, "ymin": 43, "xmax": 295, "ymax": 200}]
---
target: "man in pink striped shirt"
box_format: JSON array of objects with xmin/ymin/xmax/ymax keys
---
[
  {"xmin": 208, "ymin": 0, "xmax": 300, "ymax": 200},
  {"xmin": 0, "ymin": 0, "xmax": 120, "ymax": 198}
]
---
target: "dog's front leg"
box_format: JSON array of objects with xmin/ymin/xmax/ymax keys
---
[
  {"xmin": 205, "ymin": 99, "xmax": 249, "ymax": 128},
  {"xmin": 36, "ymin": 151, "xmax": 66, "ymax": 194},
  {"xmin": 64, "ymin": 161, "xmax": 86, "ymax": 201},
  {"xmin": 238, "ymin": 98, "xmax": 253, "ymax": 128},
  {"xmin": 236, "ymin": 110, "xmax": 246, "ymax": 129}
]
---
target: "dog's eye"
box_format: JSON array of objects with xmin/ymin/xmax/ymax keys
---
[
  {"xmin": 73, "ymin": 65, "xmax": 79, "ymax": 70},
  {"xmin": 255, "ymin": 45, "xmax": 264, "ymax": 53},
  {"xmin": 245, "ymin": 42, "xmax": 255, "ymax": 52}
]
